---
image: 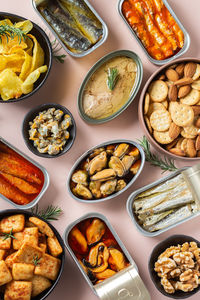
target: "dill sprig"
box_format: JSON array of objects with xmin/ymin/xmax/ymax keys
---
[
  {"xmin": 2, "ymin": 228, "xmax": 17, "ymax": 241},
  {"xmin": 138, "ymin": 136, "xmax": 178, "ymax": 173},
  {"xmin": 33, "ymin": 255, "xmax": 41, "ymax": 266},
  {"xmin": 0, "ymin": 24, "xmax": 27, "ymax": 44},
  {"xmin": 51, "ymin": 38, "xmax": 66, "ymax": 63},
  {"xmin": 107, "ymin": 68, "xmax": 119, "ymax": 91},
  {"xmin": 31, "ymin": 204, "xmax": 62, "ymax": 221}
]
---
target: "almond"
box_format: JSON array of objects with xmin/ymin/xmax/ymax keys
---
[
  {"xmin": 197, "ymin": 150, "xmax": 200, "ymax": 157},
  {"xmin": 186, "ymin": 139, "xmax": 196, "ymax": 157},
  {"xmin": 165, "ymin": 69, "xmax": 179, "ymax": 82},
  {"xmin": 191, "ymin": 105, "xmax": 200, "ymax": 116},
  {"xmin": 175, "ymin": 63, "xmax": 185, "ymax": 77},
  {"xmin": 168, "ymin": 84, "xmax": 178, "ymax": 101},
  {"xmin": 174, "ymin": 77, "xmax": 193, "ymax": 86},
  {"xmin": 166, "ymin": 138, "xmax": 178, "ymax": 151},
  {"xmin": 169, "ymin": 122, "xmax": 181, "ymax": 139},
  {"xmin": 184, "ymin": 62, "xmax": 197, "ymax": 78},
  {"xmin": 158, "ymin": 74, "xmax": 165, "ymax": 80},
  {"xmin": 178, "ymin": 85, "xmax": 191, "ymax": 98},
  {"xmin": 195, "ymin": 117, "xmax": 200, "ymax": 128},
  {"xmin": 195, "ymin": 135, "xmax": 200, "ymax": 150},
  {"xmin": 169, "ymin": 148, "xmax": 185, "ymax": 156}
]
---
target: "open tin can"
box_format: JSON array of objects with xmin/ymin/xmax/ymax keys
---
[
  {"xmin": 127, "ymin": 165, "xmax": 200, "ymax": 237},
  {"xmin": 118, "ymin": 0, "xmax": 190, "ymax": 65},
  {"xmin": 0, "ymin": 136, "xmax": 49, "ymax": 209},
  {"xmin": 64, "ymin": 213, "xmax": 151, "ymax": 300},
  {"xmin": 32, "ymin": 0, "xmax": 108, "ymax": 58}
]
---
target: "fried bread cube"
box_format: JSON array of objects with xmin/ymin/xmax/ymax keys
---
[
  {"xmin": 34, "ymin": 253, "xmax": 60, "ymax": 280},
  {"xmin": 13, "ymin": 227, "xmax": 39, "ymax": 250},
  {"xmin": 4, "ymin": 281, "xmax": 32, "ymax": 300},
  {"xmin": 5, "ymin": 252, "xmax": 18, "ymax": 269},
  {"xmin": 25, "ymin": 220, "xmax": 35, "ymax": 228},
  {"xmin": 0, "ymin": 214, "xmax": 25, "ymax": 233},
  {"xmin": 47, "ymin": 236, "xmax": 63, "ymax": 257},
  {"xmin": 0, "ymin": 236, "xmax": 11, "ymax": 250},
  {"xmin": 13, "ymin": 243, "xmax": 43, "ymax": 265},
  {"xmin": 31, "ymin": 275, "xmax": 51, "ymax": 297},
  {"xmin": 39, "ymin": 244, "xmax": 47, "ymax": 252},
  {"xmin": 0, "ymin": 249, "xmax": 6, "ymax": 260},
  {"xmin": 13, "ymin": 232, "xmax": 24, "ymax": 250},
  {"xmin": 0, "ymin": 260, "xmax": 12, "ymax": 286},
  {"xmin": 29, "ymin": 217, "xmax": 54, "ymax": 237},
  {"xmin": 12, "ymin": 263, "xmax": 34, "ymax": 280}
]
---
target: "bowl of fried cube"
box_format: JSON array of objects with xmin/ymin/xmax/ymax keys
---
[{"xmin": 0, "ymin": 210, "xmax": 65, "ymax": 300}]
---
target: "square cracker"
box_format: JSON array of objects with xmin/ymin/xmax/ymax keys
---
[
  {"xmin": 13, "ymin": 243, "xmax": 43, "ymax": 265},
  {"xmin": 0, "ymin": 260, "xmax": 12, "ymax": 286},
  {"xmin": 34, "ymin": 253, "xmax": 60, "ymax": 280},
  {"xmin": 4, "ymin": 281, "xmax": 32, "ymax": 300},
  {"xmin": 12, "ymin": 263, "xmax": 34, "ymax": 280},
  {"xmin": 31, "ymin": 275, "xmax": 51, "ymax": 297}
]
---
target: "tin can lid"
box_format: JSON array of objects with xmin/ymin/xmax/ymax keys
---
[
  {"xmin": 94, "ymin": 265, "xmax": 151, "ymax": 300},
  {"xmin": 182, "ymin": 163, "xmax": 200, "ymax": 208}
]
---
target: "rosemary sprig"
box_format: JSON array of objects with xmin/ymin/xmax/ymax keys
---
[
  {"xmin": 107, "ymin": 68, "xmax": 119, "ymax": 91},
  {"xmin": 33, "ymin": 255, "xmax": 41, "ymax": 266},
  {"xmin": 0, "ymin": 24, "xmax": 27, "ymax": 44},
  {"xmin": 51, "ymin": 38, "xmax": 66, "ymax": 63},
  {"xmin": 2, "ymin": 228, "xmax": 17, "ymax": 241},
  {"xmin": 31, "ymin": 204, "xmax": 62, "ymax": 221},
  {"xmin": 138, "ymin": 136, "xmax": 178, "ymax": 173}
]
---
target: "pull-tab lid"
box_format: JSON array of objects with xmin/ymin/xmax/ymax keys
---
[
  {"xmin": 95, "ymin": 265, "xmax": 151, "ymax": 300},
  {"xmin": 182, "ymin": 163, "xmax": 200, "ymax": 209}
]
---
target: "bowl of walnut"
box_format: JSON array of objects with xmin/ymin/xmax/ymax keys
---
[
  {"xmin": 148, "ymin": 235, "xmax": 200, "ymax": 298},
  {"xmin": 139, "ymin": 58, "xmax": 200, "ymax": 160}
]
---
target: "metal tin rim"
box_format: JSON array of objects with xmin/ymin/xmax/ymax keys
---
[
  {"xmin": 117, "ymin": 0, "xmax": 190, "ymax": 65},
  {"xmin": 63, "ymin": 212, "xmax": 138, "ymax": 295},
  {"xmin": 77, "ymin": 49, "xmax": 143, "ymax": 124},
  {"xmin": 66, "ymin": 139, "xmax": 145, "ymax": 203},
  {"xmin": 125, "ymin": 167, "xmax": 200, "ymax": 237},
  {"xmin": 0, "ymin": 136, "xmax": 50, "ymax": 209},
  {"xmin": 32, "ymin": 0, "xmax": 108, "ymax": 58}
]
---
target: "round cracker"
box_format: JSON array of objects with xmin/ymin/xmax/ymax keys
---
[
  {"xmin": 162, "ymin": 100, "xmax": 168, "ymax": 109},
  {"xmin": 183, "ymin": 124, "xmax": 199, "ymax": 137},
  {"xmin": 180, "ymin": 89, "xmax": 200, "ymax": 105},
  {"xmin": 150, "ymin": 110, "xmax": 171, "ymax": 132},
  {"xmin": 181, "ymin": 129, "xmax": 196, "ymax": 139},
  {"xmin": 144, "ymin": 116, "xmax": 152, "ymax": 134},
  {"xmin": 144, "ymin": 92, "xmax": 150, "ymax": 115},
  {"xmin": 149, "ymin": 80, "xmax": 168, "ymax": 102},
  {"xmin": 193, "ymin": 64, "xmax": 200, "ymax": 80},
  {"xmin": 147, "ymin": 103, "xmax": 166, "ymax": 117},
  {"xmin": 169, "ymin": 101, "xmax": 179, "ymax": 114},
  {"xmin": 181, "ymin": 138, "xmax": 188, "ymax": 152},
  {"xmin": 153, "ymin": 130, "xmax": 174, "ymax": 144},
  {"xmin": 191, "ymin": 80, "xmax": 200, "ymax": 91},
  {"xmin": 171, "ymin": 103, "xmax": 194, "ymax": 127}
]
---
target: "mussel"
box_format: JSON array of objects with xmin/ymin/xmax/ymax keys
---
[
  {"xmin": 108, "ymin": 248, "xmax": 126, "ymax": 271},
  {"xmin": 108, "ymin": 156, "xmax": 125, "ymax": 177},
  {"xmin": 70, "ymin": 227, "xmax": 88, "ymax": 254},
  {"xmin": 73, "ymin": 183, "xmax": 93, "ymax": 199},
  {"xmin": 91, "ymin": 169, "xmax": 116, "ymax": 182},
  {"xmin": 89, "ymin": 181, "xmax": 102, "ymax": 198},
  {"xmin": 88, "ymin": 151, "xmax": 107, "ymax": 175},
  {"xmin": 86, "ymin": 219, "xmax": 106, "ymax": 245},
  {"xmin": 72, "ymin": 170, "xmax": 88, "ymax": 185},
  {"xmin": 114, "ymin": 143, "xmax": 129, "ymax": 158},
  {"xmin": 83, "ymin": 242, "xmax": 109, "ymax": 273},
  {"xmin": 100, "ymin": 180, "xmax": 117, "ymax": 196},
  {"xmin": 121, "ymin": 155, "xmax": 135, "ymax": 172}
]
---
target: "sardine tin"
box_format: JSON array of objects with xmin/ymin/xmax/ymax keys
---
[
  {"xmin": 118, "ymin": 0, "xmax": 190, "ymax": 65},
  {"xmin": 0, "ymin": 136, "xmax": 49, "ymax": 209},
  {"xmin": 127, "ymin": 166, "xmax": 200, "ymax": 237},
  {"xmin": 63, "ymin": 212, "xmax": 151, "ymax": 300},
  {"xmin": 32, "ymin": 0, "xmax": 108, "ymax": 58}
]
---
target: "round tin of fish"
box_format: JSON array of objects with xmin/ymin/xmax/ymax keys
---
[{"xmin": 77, "ymin": 50, "xmax": 143, "ymax": 124}]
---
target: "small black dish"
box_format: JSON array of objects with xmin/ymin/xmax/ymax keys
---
[
  {"xmin": 149, "ymin": 235, "xmax": 200, "ymax": 299},
  {"xmin": 22, "ymin": 103, "xmax": 76, "ymax": 158},
  {"xmin": 0, "ymin": 209, "xmax": 65, "ymax": 300},
  {"xmin": 0, "ymin": 12, "xmax": 52, "ymax": 103}
]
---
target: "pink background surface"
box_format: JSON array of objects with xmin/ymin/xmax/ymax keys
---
[{"xmin": 1, "ymin": 0, "xmax": 200, "ymax": 299}]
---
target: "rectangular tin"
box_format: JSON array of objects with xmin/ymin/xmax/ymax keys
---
[
  {"xmin": 0, "ymin": 136, "xmax": 49, "ymax": 210},
  {"xmin": 118, "ymin": 0, "xmax": 190, "ymax": 65},
  {"xmin": 126, "ymin": 167, "xmax": 200, "ymax": 237},
  {"xmin": 32, "ymin": 0, "xmax": 108, "ymax": 58},
  {"xmin": 63, "ymin": 212, "xmax": 151, "ymax": 300}
]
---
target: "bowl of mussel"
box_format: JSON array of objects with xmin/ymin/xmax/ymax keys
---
[{"xmin": 67, "ymin": 139, "xmax": 145, "ymax": 203}]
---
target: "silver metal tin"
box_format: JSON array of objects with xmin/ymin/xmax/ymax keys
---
[
  {"xmin": 0, "ymin": 136, "xmax": 49, "ymax": 209},
  {"xmin": 67, "ymin": 139, "xmax": 145, "ymax": 203},
  {"xmin": 63, "ymin": 212, "xmax": 151, "ymax": 300},
  {"xmin": 118, "ymin": 0, "xmax": 190, "ymax": 65},
  {"xmin": 32, "ymin": 0, "xmax": 108, "ymax": 58},
  {"xmin": 78, "ymin": 50, "xmax": 143, "ymax": 124},
  {"xmin": 126, "ymin": 167, "xmax": 200, "ymax": 237}
]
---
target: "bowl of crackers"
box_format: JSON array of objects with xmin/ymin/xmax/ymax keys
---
[
  {"xmin": 0, "ymin": 209, "xmax": 65, "ymax": 300},
  {"xmin": 139, "ymin": 58, "xmax": 200, "ymax": 160}
]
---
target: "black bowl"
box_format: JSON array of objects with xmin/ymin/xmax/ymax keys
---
[
  {"xmin": 0, "ymin": 12, "xmax": 52, "ymax": 103},
  {"xmin": 0, "ymin": 209, "xmax": 65, "ymax": 300},
  {"xmin": 149, "ymin": 235, "xmax": 200, "ymax": 299},
  {"xmin": 22, "ymin": 103, "xmax": 76, "ymax": 158}
]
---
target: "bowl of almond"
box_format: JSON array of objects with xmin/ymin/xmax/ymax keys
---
[{"xmin": 139, "ymin": 58, "xmax": 200, "ymax": 160}]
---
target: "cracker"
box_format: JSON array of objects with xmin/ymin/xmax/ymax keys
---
[
  {"xmin": 144, "ymin": 93, "xmax": 150, "ymax": 115},
  {"xmin": 144, "ymin": 116, "xmax": 152, "ymax": 134},
  {"xmin": 153, "ymin": 130, "xmax": 174, "ymax": 144},
  {"xmin": 176, "ymin": 137, "xmax": 184, "ymax": 149},
  {"xmin": 191, "ymin": 80, "xmax": 200, "ymax": 90},
  {"xmin": 4, "ymin": 281, "xmax": 32, "ymax": 300},
  {"xmin": 183, "ymin": 124, "xmax": 199, "ymax": 137},
  {"xmin": 0, "ymin": 214, "xmax": 25, "ymax": 233},
  {"xmin": 171, "ymin": 103, "xmax": 194, "ymax": 127},
  {"xmin": 181, "ymin": 139, "xmax": 188, "ymax": 152},
  {"xmin": 181, "ymin": 129, "xmax": 196, "ymax": 139},
  {"xmin": 0, "ymin": 261, "xmax": 12, "ymax": 286},
  {"xmin": 147, "ymin": 103, "xmax": 166, "ymax": 117},
  {"xmin": 12, "ymin": 263, "xmax": 34, "ymax": 280},
  {"xmin": 180, "ymin": 88, "xmax": 200, "ymax": 105},
  {"xmin": 149, "ymin": 80, "xmax": 168, "ymax": 102},
  {"xmin": 150, "ymin": 110, "xmax": 171, "ymax": 132},
  {"xmin": 31, "ymin": 275, "xmax": 51, "ymax": 297},
  {"xmin": 192, "ymin": 64, "xmax": 200, "ymax": 80},
  {"xmin": 162, "ymin": 100, "xmax": 168, "ymax": 109}
]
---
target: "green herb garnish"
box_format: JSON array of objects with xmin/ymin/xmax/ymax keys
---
[
  {"xmin": 107, "ymin": 68, "xmax": 119, "ymax": 91},
  {"xmin": 0, "ymin": 24, "xmax": 27, "ymax": 44},
  {"xmin": 31, "ymin": 204, "xmax": 63, "ymax": 221},
  {"xmin": 33, "ymin": 255, "xmax": 41, "ymax": 266},
  {"xmin": 51, "ymin": 38, "xmax": 66, "ymax": 63},
  {"xmin": 2, "ymin": 228, "xmax": 17, "ymax": 241},
  {"xmin": 138, "ymin": 136, "xmax": 178, "ymax": 173}
]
